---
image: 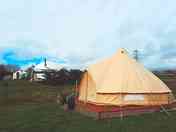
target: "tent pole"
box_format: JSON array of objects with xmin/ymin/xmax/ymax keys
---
[
  {"xmin": 161, "ymin": 105, "xmax": 170, "ymax": 116},
  {"xmin": 75, "ymin": 80, "xmax": 78, "ymax": 101},
  {"xmin": 75, "ymin": 80, "xmax": 78, "ymax": 93},
  {"xmin": 85, "ymin": 72, "xmax": 88, "ymax": 104},
  {"xmin": 120, "ymin": 92, "xmax": 123, "ymax": 120}
]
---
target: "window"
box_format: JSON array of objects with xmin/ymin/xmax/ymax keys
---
[{"xmin": 124, "ymin": 94, "xmax": 144, "ymax": 101}]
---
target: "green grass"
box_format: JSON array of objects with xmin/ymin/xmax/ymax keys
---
[
  {"xmin": 1, "ymin": 103, "xmax": 176, "ymax": 132},
  {"xmin": 0, "ymin": 80, "xmax": 73, "ymax": 105},
  {"xmin": 0, "ymin": 80, "xmax": 176, "ymax": 132}
]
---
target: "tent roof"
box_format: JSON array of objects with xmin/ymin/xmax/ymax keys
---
[{"xmin": 88, "ymin": 48, "xmax": 171, "ymax": 94}]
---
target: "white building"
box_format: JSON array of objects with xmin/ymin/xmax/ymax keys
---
[
  {"xmin": 34, "ymin": 61, "xmax": 64, "ymax": 72},
  {"xmin": 32, "ymin": 59, "xmax": 66, "ymax": 81},
  {"xmin": 13, "ymin": 70, "xmax": 27, "ymax": 80}
]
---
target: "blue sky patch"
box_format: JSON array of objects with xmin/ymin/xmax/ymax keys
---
[
  {"xmin": 1, "ymin": 50, "xmax": 43, "ymax": 66},
  {"xmin": 0, "ymin": 49, "xmax": 67, "ymax": 68}
]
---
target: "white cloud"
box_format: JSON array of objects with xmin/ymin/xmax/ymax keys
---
[{"xmin": 0, "ymin": 0, "xmax": 176, "ymax": 70}]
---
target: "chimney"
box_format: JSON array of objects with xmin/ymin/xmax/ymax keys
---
[{"xmin": 44, "ymin": 58, "xmax": 47, "ymax": 67}]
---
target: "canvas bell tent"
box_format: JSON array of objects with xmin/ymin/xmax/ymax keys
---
[{"xmin": 77, "ymin": 48, "xmax": 175, "ymax": 112}]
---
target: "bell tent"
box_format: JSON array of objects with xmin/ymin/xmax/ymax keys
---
[{"xmin": 77, "ymin": 48, "xmax": 174, "ymax": 107}]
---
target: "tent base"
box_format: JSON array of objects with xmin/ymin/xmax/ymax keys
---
[{"xmin": 75, "ymin": 101, "xmax": 176, "ymax": 119}]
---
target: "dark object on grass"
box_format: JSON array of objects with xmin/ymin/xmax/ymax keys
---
[
  {"xmin": 57, "ymin": 92, "xmax": 69, "ymax": 105},
  {"xmin": 67, "ymin": 93, "xmax": 75, "ymax": 110}
]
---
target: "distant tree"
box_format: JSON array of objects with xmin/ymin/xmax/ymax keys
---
[
  {"xmin": 44, "ymin": 68, "xmax": 83, "ymax": 86},
  {"xmin": 57, "ymin": 69, "xmax": 69, "ymax": 83},
  {"xmin": 45, "ymin": 68, "xmax": 69, "ymax": 85},
  {"xmin": 0, "ymin": 64, "xmax": 20, "ymax": 80},
  {"xmin": 69, "ymin": 69, "xmax": 82, "ymax": 84},
  {"xmin": 0, "ymin": 65, "xmax": 6, "ymax": 80},
  {"xmin": 5, "ymin": 64, "xmax": 20, "ymax": 72}
]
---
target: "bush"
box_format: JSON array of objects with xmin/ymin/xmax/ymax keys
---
[{"xmin": 44, "ymin": 69, "xmax": 83, "ymax": 86}]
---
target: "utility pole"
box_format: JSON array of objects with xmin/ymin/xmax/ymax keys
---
[{"xmin": 134, "ymin": 50, "xmax": 139, "ymax": 61}]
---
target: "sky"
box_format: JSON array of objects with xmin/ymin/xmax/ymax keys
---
[{"xmin": 0, "ymin": 0, "xmax": 176, "ymax": 70}]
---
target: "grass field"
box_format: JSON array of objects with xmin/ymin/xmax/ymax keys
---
[
  {"xmin": 0, "ymin": 78, "xmax": 176, "ymax": 132},
  {"xmin": 0, "ymin": 80, "xmax": 73, "ymax": 105},
  {"xmin": 1, "ymin": 103, "xmax": 176, "ymax": 132}
]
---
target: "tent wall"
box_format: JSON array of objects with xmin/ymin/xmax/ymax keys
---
[
  {"xmin": 78, "ymin": 72, "xmax": 96, "ymax": 102},
  {"xmin": 78, "ymin": 73, "xmax": 87, "ymax": 101},
  {"xmin": 96, "ymin": 93, "xmax": 171, "ymax": 106},
  {"xmin": 80, "ymin": 92, "xmax": 172, "ymax": 106},
  {"xmin": 78, "ymin": 73, "xmax": 174, "ymax": 106}
]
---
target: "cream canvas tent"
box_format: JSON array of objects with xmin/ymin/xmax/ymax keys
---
[{"xmin": 78, "ymin": 48, "xmax": 175, "ymax": 106}]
